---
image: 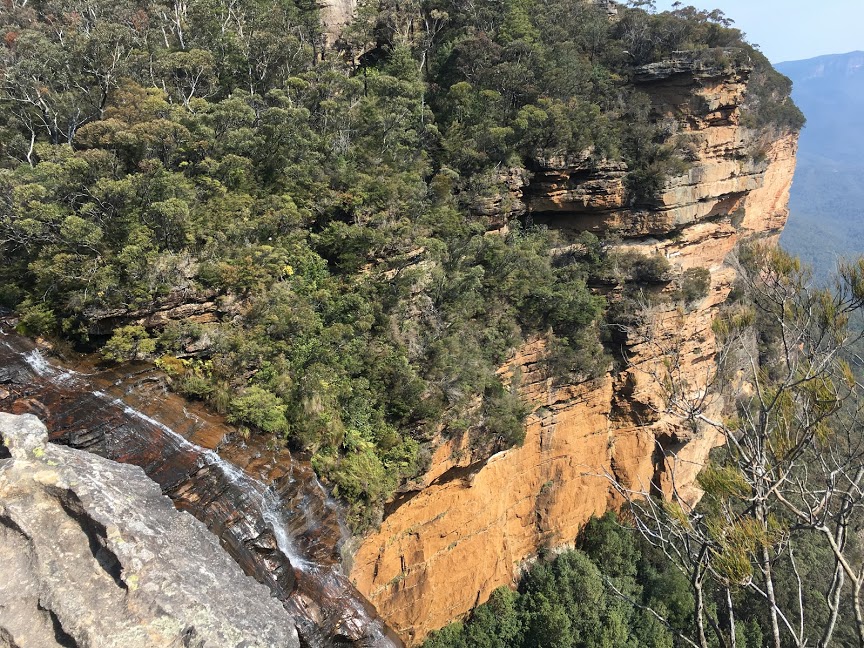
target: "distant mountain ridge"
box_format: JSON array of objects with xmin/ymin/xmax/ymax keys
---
[
  {"xmin": 777, "ymin": 50, "xmax": 864, "ymax": 79},
  {"xmin": 776, "ymin": 51, "xmax": 864, "ymax": 279},
  {"xmin": 776, "ymin": 51, "xmax": 864, "ymax": 163}
]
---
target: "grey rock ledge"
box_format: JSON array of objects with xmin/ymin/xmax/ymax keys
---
[{"xmin": 0, "ymin": 412, "xmax": 300, "ymax": 648}]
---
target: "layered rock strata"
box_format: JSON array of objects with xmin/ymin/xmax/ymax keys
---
[
  {"xmin": 349, "ymin": 53, "xmax": 799, "ymax": 644},
  {"xmin": 0, "ymin": 411, "xmax": 301, "ymax": 648}
]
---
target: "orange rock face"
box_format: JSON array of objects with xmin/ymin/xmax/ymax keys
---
[{"xmin": 349, "ymin": 57, "xmax": 799, "ymax": 645}]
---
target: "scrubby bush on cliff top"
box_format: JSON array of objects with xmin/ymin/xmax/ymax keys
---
[{"xmin": 0, "ymin": 0, "xmax": 800, "ymax": 529}]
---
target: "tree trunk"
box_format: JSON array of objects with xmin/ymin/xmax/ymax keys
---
[
  {"xmin": 757, "ymin": 500, "xmax": 782, "ymax": 648},
  {"xmin": 819, "ymin": 560, "xmax": 845, "ymax": 647},
  {"xmin": 727, "ymin": 587, "xmax": 737, "ymax": 648},
  {"xmin": 694, "ymin": 572, "xmax": 709, "ymax": 648}
]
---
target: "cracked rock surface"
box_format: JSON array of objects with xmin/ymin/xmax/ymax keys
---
[{"xmin": 0, "ymin": 412, "xmax": 300, "ymax": 648}]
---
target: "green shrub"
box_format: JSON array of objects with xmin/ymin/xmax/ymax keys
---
[
  {"xmin": 612, "ymin": 251, "xmax": 672, "ymax": 284},
  {"xmin": 740, "ymin": 47, "xmax": 806, "ymax": 134},
  {"xmin": 328, "ymin": 448, "xmax": 393, "ymax": 503},
  {"xmin": 483, "ymin": 381, "xmax": 529, "ymax": 447},
  {"xmin": 16, "ymin": 298, "xmax": 56, "ymax": 336},
  {"xmin": 101, "ymin": 325, "xmax": 156, "ymax": 362},
  {"xmin": 228, "ymin": 387, "xmax": 290, "ymax": 436},
  {"xmin": 676, "ymin": 267, "xmax": 711, "ymax": 305}
]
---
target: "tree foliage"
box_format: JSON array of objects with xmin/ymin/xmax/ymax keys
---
[
  {"xmin": 424, "ymin": 513, "xmax": 699, "ymax": 648},
  {"xmin": 608, "ymin": 244, "xmax": 864, "ymax": 648},
  {"xmin": 0, "ymin": 0, "xmax": 799, "ymax": 528}
]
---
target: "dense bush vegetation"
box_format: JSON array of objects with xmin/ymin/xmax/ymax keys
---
[
  {"xmin": 424, "ymin": 513, "xmax": 757, "ymax": 648},
  {"xmin": 0, "ymin": 0, "xmax": 799, "ymax": 527},
  {"xmin": 425, "ymin": 510, "xmax": 859, "ymax": 648}
]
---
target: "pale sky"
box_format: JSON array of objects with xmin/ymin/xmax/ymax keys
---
[{"xmin": 652, "ymin": 0, "xmax": 864, "ymax": 63}]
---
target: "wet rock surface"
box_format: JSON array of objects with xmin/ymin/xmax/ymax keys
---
[
  {"xmin": 0, "ymin": 326, "xmax": 401, "ymax": 648},
  {"xmin": 0, "ymin": 411, "xmax": 301, "ymax": 648}
]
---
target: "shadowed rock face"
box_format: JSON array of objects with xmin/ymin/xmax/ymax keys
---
[
  {"xmin": 0, "ymin": 326, "xmax": 401, "ymax": 648},
  {"xmin": 0, "ymin": 411, "xmax": 302, "ymax": 648}
]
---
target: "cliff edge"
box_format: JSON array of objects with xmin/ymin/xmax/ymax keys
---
[
  {"xmin": 0, "ymin": 412, "xmax": 301, "ymax": 648},
  {"xmin": 348, "ymin": 53, "xmax": 799, "ymax": 645}
]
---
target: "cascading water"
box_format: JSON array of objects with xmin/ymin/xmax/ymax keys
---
[
  {"xmin": 0, "ymin": 326, "xmax": 402, "ymax": 648},
  {"xmin": 103, "ymin": 394, "xmax": 314, "ymax": 570}
]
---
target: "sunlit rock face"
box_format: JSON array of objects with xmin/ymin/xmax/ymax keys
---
[
  {"xmin": 349, "ymin": 53, "xmax": 798, "ymax": 645},
  {"xmin": 320, "ymin": 0, "xmax": 357, "ymax": 46},
  {"xmin": 0, "ymin": 411, "xmax": 301, "ymax": 648}
]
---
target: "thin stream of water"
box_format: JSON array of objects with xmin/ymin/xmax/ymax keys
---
[
  {"xmin": 1, "ymin": 338, "xmax": 402, "ymax": 647},
  {"xmin": 90, "ymin": 390, "xmax": 313, "ymax": 570}
]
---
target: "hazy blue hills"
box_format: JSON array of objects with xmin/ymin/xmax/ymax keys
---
[
  {"xmin": 776, "ymin": 51, "xmax": 864, "ymax": 281},
  {"xmin": 777, "ymin": 51, "xmax": 864, "ymax": 163}
]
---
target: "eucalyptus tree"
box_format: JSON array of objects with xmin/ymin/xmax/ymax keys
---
[{"xmin": 608, "ymin": 244, "xmax": 864, "ymax": 648}]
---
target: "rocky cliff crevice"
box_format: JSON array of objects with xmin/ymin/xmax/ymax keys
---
[
  {"xmin": 348, "ymin": 53, "xmax": 799, "ymax": 645},
  {"xmin": 0, "ymin": 412, "xmax": 301, "ymax": 648}
]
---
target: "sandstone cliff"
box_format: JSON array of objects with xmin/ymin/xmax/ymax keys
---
[
  {"xmin": 0, "ymin": 412, "xmax": 301, "ymax": 648},
  {"xmin": 348, "ymin": 53, "xmax": 799, "ymax": 644},
  {"xmin": 320, "ymin": 0, "xmax": 356, "ymax": 46}
]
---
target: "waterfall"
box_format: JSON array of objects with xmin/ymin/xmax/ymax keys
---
[
  {"xmin": 0, "ymin": 334, "xmax": 401, "ymax": 648},
  {"xmin": 96, "ymin": 393, "xmax": 314, "ymax": 571}
]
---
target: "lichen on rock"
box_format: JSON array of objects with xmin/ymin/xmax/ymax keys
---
[{"xmin": 0, "ymin": 412, "xmax": 301, "ymax": 648}]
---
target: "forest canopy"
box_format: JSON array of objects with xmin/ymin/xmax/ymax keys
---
[{"xmin": 0, "ymin": 0, "xmax": 801, "ymax": 528}]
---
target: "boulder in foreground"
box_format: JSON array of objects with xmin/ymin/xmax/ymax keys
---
[{"xmin": 0, "ymin": 412, "xmax": 300, "ymax": 648}]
